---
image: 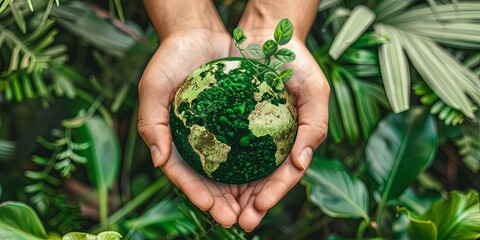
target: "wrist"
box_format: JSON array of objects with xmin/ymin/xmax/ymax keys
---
[
  {"xmin": 144, "ymin": 0, "xmax": 226, "ymax": 40},
  {"xmin": 238, "ymin": 0, "xmax": 320, "ymax": 42}
]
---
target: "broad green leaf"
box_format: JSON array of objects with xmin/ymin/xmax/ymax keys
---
[
  {"xmin": 274, "ymin": 18, "xmax": 293, "ymax": 45},
  {"xmin": 233, "ymin": 27, "xmax": 246, "ymax": 45},
  {"xmin": 63, "ymin": 231, "xmax": 122, "ymax": 240},
  {"xmin": 374, "ymin": 24, "xmax": 410, "ymax": 113},
  {"xmin": 274, "ymin": 48, "xmax": 296, "ymax": 63},
  {"xmin": 245, "ymin": 43, "xmax": 265, "ymax": 59},
  {"xmin": 124, "ymin": 200, "xmax": 194, "ymax": 239},
  {"xmin": 331, "ymin": 69, "xmax": 359, "ymax": 145},
  {"xmin": 0, "ymin": 202, "xmax": 48, "ymax": 240},
  {"xmin": 399, "ymin": 188, "xmax": 442, "ymax": 217},
  {"xmin": 304, "ymin": 159, "xmax": 369, "ymax": 220},
  {"xmin": 397, "ymin": 207, "xmax": 437, "ymax": 240},
  {"xmin": 401, "ymin": 32, "xmax": 478, "ymax": 118},
  {"xmin": 329, "ymin": 5, "xmax": 375, "ymax": 60},
  {"xmin": 366, "ymin": 107, "xmax": 438, "ymax": 203},
  {"xmin": 77, "ymin": 116, "xmax": 120, "ymax": 224},
  {"xmin": 82, "ymin": 116, "xmax": 120, "ymax": 190},
  {"xmin": 262, "ymin": 39, "xmax": 278, "ymax": 57},
  {"xmin": 419, "ymin": 190, "xmax": 480, "ymax": 240}
]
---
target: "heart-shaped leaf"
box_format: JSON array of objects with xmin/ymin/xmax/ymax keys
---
[
  {"xmin": 366, "ymin": 107, "xmax": 438, "ymax": 203},
  {"xmin": 304, "ymin": 159, "xmax": 370, "ymax": 220},
  {"xmin": 0, "ymin": 201, "xmax": 48, "ymax": 240}
]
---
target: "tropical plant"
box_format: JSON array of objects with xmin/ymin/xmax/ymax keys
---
[{"xmin": 0, "ymin": 0, "xmax": 479, "ymax": 239}]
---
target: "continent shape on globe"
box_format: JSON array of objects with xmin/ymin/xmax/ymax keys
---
[{"xmin": 170, "ymin": 58, "xmax": 298, "ymax": 184}]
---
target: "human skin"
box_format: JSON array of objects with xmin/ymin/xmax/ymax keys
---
[{"xmin": 138, "ymin": 0, "xmax": 329, "ymax": 232}]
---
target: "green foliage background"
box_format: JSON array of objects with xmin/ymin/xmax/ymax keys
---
[{"xmin": 0, "ymin": 0, "xmax": 479, "ymax": 239}]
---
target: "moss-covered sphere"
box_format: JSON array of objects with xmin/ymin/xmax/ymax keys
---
[{"xmin": 170, "ymin": 58, "xmax": 298, "ymax": 184}]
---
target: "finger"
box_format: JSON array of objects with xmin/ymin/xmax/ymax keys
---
[
  {"xmin": 238, "ymin": 197, "xmax": 266, "ymax": 232},
  {"xmin": 162, "ymin": 145, "xmax": 214, "ymax": 211},
  {"xmin": 137, "ymin": 49, "xmax": 178, "ymax": 167},
  {"xmin": 287, "ymin": 51, "xmax": 330, "ymax": 171},
  {"xmin": 254, "ymin": 157, "xmax": 304, "ymax": 212},
  {"xmin": 201, "ymin": 181, "xmax": 240, "ymax": 227}
]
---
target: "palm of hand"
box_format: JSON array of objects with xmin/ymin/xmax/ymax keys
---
[{"xmin": 138, "ymin": 30, "xmax": 329, "ymax": 231}]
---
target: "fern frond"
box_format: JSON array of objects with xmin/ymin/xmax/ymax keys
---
[{"xmin": 455, "ymin": 122, "xmax": 480, "ymax": 173}]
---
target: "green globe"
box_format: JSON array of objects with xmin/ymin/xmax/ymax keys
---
[{"xmin": 170, "ymin": 57, "xmax": 298, "ymax": 184}]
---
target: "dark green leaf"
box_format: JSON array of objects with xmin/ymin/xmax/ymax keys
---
[
  {"xmin": 274, "ymin": 48, "xmax": 296, "ymax": 63},
  {"xmin": 233, "ymin": 27, "xmax": 246, "ymax": 45},
  {"xmin": 274, "ymin": 18, "xmax": 293, "ymax": 45},
  {"xmin": 245, "ymin": 43, "xmax": 265, "ymax": 59},
  {"xmin": 11, "ymin": 3, "xmax": 27, "ymax": 34},
  {"xmin": 262, "ymin": 39, "xmax": 278, "ymax": 57},
  {"xmin": 0, "ymin": 202, "xmax": 48, "ymax": 239},
  {"xmin": 304, "ymin": 159, "xmax": 369, "ymax": 220},
  {"xmin": 264, "ymin": 72, "xmax": 277, "ymax": 86},
  {"xmin": 366, "ymin": 107, "xmax": 438, "ymax": 203},
  {"xmin": 331, "ymin": 69, "xmax": 360, "ymax": 145}
]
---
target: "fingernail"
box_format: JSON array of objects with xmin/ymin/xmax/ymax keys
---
[
  {"xmin": 150, "ymin": 146, "xmax": 161, "ymax": 167},
  {"xmin": 299, "ymin": 147, "xmax": 313, "ymax": 170}
]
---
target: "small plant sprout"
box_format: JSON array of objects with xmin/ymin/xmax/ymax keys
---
[{"xmin": 233, "ymin": 18, "xmax": 296, "ymax": 92}]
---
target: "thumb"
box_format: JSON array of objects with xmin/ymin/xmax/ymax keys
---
[
  {"xmin": 137, "ymin": 51, "xmax": 177, "ymax": 167},
  {"xmin": 289, "ymin": 72, "xmax": 330, "ymax": 171}
]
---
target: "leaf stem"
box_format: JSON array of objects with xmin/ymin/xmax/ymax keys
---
[{"xmin": 356, "ymin": 220, "xmax": 368, "ymax": 240}]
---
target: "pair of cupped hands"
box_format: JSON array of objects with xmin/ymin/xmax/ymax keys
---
[{"xmin": 137, "ymin": 22, "xmax": 330, "ymax": 231}]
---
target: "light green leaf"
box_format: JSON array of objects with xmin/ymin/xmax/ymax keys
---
[
  {"xmin": 279, "ymin": 69, "xmax": 293, "ymax": 83},
  {"xmin": 274, "ymin": 48, "xmax": 296, "ymax": 63},
  {"xmin": 11, "ymin": 3, "xmax": 27, "ymax": 34},
  {"xmin": 408, "ymin": 190, "xmax": 480, "ymax": 240},
  {"xmin": 387, "ymin": 3, "xmax": 480, "ymax": 23},
  {"xmin": 304, "ymin": 159, "xmax": 369, "ymax": 220},
  {"xmin": 233, "ymin": 27, "xmax": 246, "ymax": 45},
  {"xmin": 375, "ymin": 0, "xmax": 416, "ymax": 20},
  {"xmin": 63, "ymin": 231, "xmax": 122, "ymax": 240},
  {"xmin": 329, "ymin": 5, "xmax": 376, "ymax": 60},
  {"xmin": 318, "ymin": 0, "xmax": 339, "ymax": 12},
  {"xmin": 374, "ymin": 24, "xmax": 410, "ymax": 113},
  {"xmin": 0, "ymin": 202, "xmax": 48, "ymax": 240},
  {"xmin": 245, "ymin": 43, "xmax": 265, "ymax": 59},
  {"xmin": 274, "ymin": 18, "xmax": 293, "ymax": 45},
  {"xmin": 401, "ymin": 32, "xmax": 478, "ymax": 118},
  {"xmin": 399, "ymin": 188, "xmax": 442, "ymax": 217},
  {"xmin": 267, "ymin": 59, "xmax": 283, "ymax": 70},
  {"xmin": 397, "ymin": 207, "xmax": 437, "ymax": 240},
  {"xmin": 366, "ymin": 107, "xmax": 438, "ymax": 203}
]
